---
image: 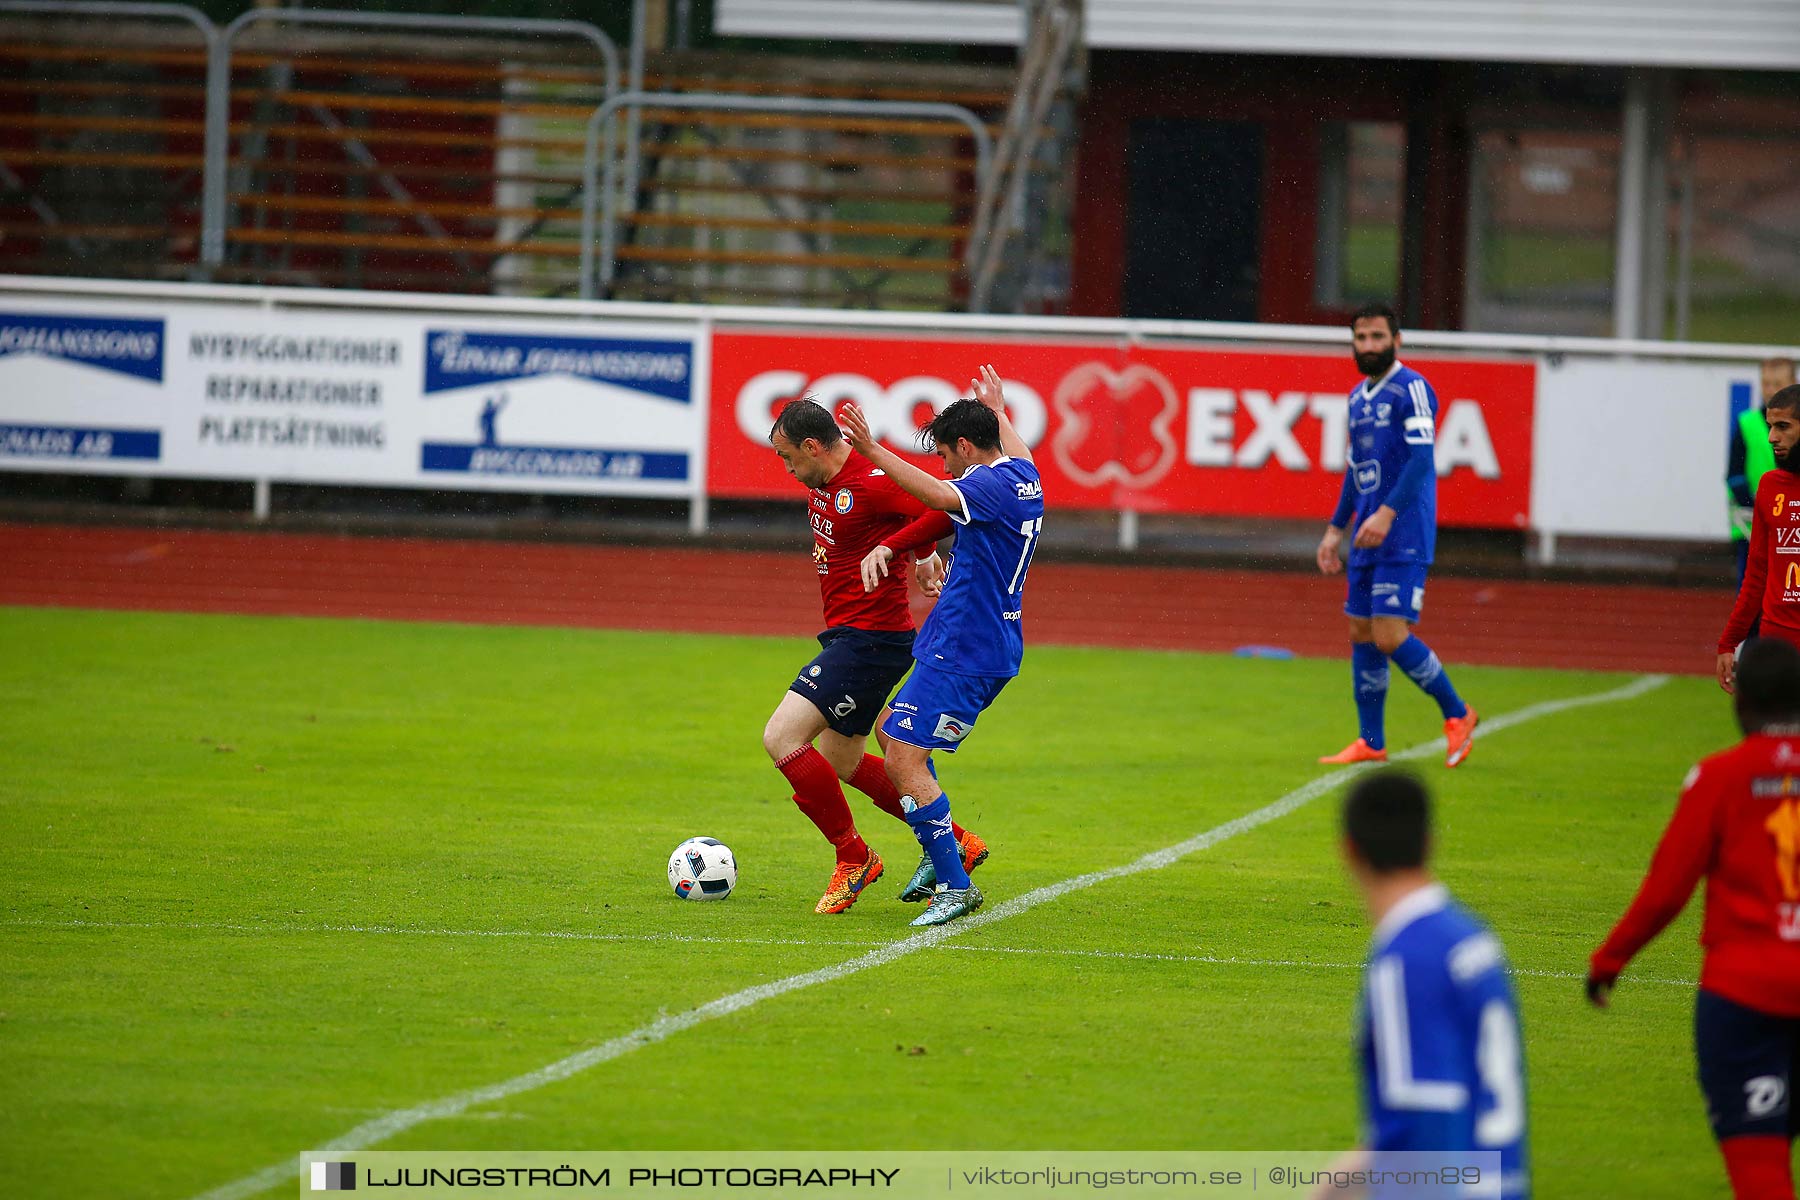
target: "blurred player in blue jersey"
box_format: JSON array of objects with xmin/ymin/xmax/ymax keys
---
[
  {"xmin": 840, "ymin": 365, "xmax": 1043, "ymax": 927},
  {"xmin": 1336, "ymin": 769, "xmax": 1530, "ymax": 1199},
  {"xmin": 1316, "ymin": 303, "xmax": 1479, "ymax": 769}
]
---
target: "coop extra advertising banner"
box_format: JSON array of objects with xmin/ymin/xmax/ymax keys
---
[
  {"xmin": 0, "ymin": 298, "xmax": 703, "ymax": 496},
  {"xmin": 707, "ymin": 328, "xmax": 1537, "ymax": 528}
]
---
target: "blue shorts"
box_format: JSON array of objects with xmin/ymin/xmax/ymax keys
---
[
  {"xmin": 1695, "ymin": 988, "xmax": 1800, "ymax": 1141},
  {"xmin": 1345, "ymin": 561, "xmax": 1429, "ymax": 623},
  {"xmin": 881, "ymin": 661, "xmax": 1011, "ymax": 753},
  {"xmin": 789, "ymin": 626, "xmax": 915, "ymax": 738}
]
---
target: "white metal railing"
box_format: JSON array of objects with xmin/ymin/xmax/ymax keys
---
[{"xmin": 3, "ymin": 274, "xmax": 1793, "ymax": 364}]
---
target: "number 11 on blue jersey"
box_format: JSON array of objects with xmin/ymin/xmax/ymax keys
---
[{"xmin": 1010, "ymin": 517, "xmax": 1042, "ymax": 593}]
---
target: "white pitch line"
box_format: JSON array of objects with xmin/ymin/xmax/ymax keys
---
[
  {"xmin": 190, "ymin": 672, "xmax": 1667, "ymax": 1200},
  {"xmin": 2, "ymin": 918, "xmax": 877, "ymax": 951},
  {"xmin": 937, "ymin": 943, "xmax": 1696, "ymax": 988},
  {"xmin": 6, "ymin": 918, "xmax": 1695, "ymax": 989}
]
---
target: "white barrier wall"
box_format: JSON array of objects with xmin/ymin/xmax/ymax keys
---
[
  {"xmin": 1, "ymin": 276, "xmax": 1790, "ymax": 545},
  {"xmin": 1532, "ymin": 356, "xmax": 1754, "ymax": 541}
]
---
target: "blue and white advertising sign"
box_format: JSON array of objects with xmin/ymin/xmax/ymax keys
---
[
  {"xmin": 418, "ymin": 326, "xmax": 697, "ymax": 488},
  {"xmin": 0, "ymin": 293, "xmax": 705, "ymax": 498},
  {"xmin": 0, "ymin": 309, "xmax": 167, "ymax": 467}
]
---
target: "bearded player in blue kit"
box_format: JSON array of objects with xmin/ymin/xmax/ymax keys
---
[
  {"xmin": 840, "ymin": 365, "xmax": 1043, "ymax": 927},
  {"xmin": 1316, "ymin": 303, "xmax": 1480, "ymax": 769}
]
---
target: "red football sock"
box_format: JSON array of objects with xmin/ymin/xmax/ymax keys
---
[
  {"xmin": 777, "ymin": 745, "xmax": 866, "ymax": 862},
  {"xmin": 1720, "ymin": 1136, "xmax": 1794, "ymax": 1200},
  {"xmin": 850, "ymin": 754, "xmax": 967, "ymax": 839}
]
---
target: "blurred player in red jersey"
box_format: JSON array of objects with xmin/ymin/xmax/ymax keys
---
[
  {"xmin": 1720, "ymin": 385, "xmax": 1800, "ymax": 693},
  {"xmin": 761, "ymin": 398, "xmax": 988, "ymax": 914},
  {"xmin": 1589, "ymin": 637, "xmax": 1800, "ymax": 1200}
]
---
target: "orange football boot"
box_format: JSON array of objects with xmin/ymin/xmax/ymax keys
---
[
  {"xmin": 816, "ymin": 848, "xmax": 884, "ymax": 914},
  {"xmin": 1318, "ymin": 738, "xmax": 1389, "ymax": 765},
  {"xmin": 1445, "ymin": 707, "xmax": 1480, "ymax": 768}
]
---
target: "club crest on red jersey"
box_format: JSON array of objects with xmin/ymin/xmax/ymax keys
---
[{"xmin": 834, "ymin": 489, "xmax": 854, "ymax": 514}]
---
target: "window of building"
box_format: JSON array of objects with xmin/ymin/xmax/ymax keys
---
[
  {"xmin": 1464, "ymin": 128, "xmax": 1619, "ymax": 336},
  {"xmin": 1314, "ymin": 121, "xmax": 1404, "ymax": 309}
]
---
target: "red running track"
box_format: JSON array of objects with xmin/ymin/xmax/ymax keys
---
[{"xmin": 0, "ymin": 522, "xmax": 1723, "ymax": 675}]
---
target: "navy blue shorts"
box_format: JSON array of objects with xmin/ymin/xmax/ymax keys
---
[
  {"xmin": 789, "ymin": 626, "xmax": 915, "ymax": 738},
  {"xmin": 1695, "ymin": 988, "xmax": 1800, "ymax": 1141},
  {"xmin": 880, "ymin": 661, "xmax": 1012, "ymax": 753},
  {"xmin": 1346, "ymin": 560, "xmax": 1429, "ymax": 623}
]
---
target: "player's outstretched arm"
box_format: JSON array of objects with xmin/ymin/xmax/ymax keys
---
[
  {"xmin": 838, "ymin": 402, "xmax": 963, "ymax": 513},
  {"xmin": 973, "ymin": 364, "xmax": 1033, "ymax": 463},
  {"xmin": 1589, "ymin": 770, "xmax": 1714, "ymax": 1004}
]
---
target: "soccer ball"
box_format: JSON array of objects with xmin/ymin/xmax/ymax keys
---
[{"xmin": 667, "ymin": 837, "xmax": 737, "ymax": 901}]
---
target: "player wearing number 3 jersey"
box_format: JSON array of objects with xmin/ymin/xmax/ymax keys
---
[
  {"xmin": 1718, "ymin": 385, "xmax": 1800, "ymax": 694},
  {"xmin": 840, "ymin": 364, "xmax": 1044, "ymax": 928},
  {"xmin": 1590, "ymin": 638, "xmax": 1800, "ymax": 1200}
]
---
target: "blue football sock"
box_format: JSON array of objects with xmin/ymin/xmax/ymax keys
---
[
  {"xmin": 903, "ymin": 793, "xmax": 968, "ymax": 890},
  {"xmin": 1390, "ymin": 635, "xmax": 1468, "ymax": 720},
  {"xmin": 1351, "ymin": 642, "xmax": 1389, "ymax": 751}
]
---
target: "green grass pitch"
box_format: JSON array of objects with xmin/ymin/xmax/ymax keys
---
[{"xmin": 0, "ymin": 606, "xmax": 1742, "ymax": 1197}]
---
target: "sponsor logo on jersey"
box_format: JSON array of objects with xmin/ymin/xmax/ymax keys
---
[
  {"xmin": 834, "ymin": 488, "xmax": 854, "ymax": 514},
  {"xmin": 1766, "ymin": 798, "xmax": 1800, "ymax": 903},
  {"xmin": 897, "ymin": 716, "xmax": 914, "ymax": 730},
  {"xmin": 933, "ymin": 714, "xmax": 971, "ymax": 742}
]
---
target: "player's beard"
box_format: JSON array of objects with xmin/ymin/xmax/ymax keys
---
[{"xmin": 1354, "ymin": 347, "xmax": 1395, "ymax": 378}]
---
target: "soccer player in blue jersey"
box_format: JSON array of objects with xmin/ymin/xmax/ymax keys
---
[
  {"xmin": 839, "ymin": 364, "xmax": 1043, "ymax": 927},
  {"xmin": 1316, "ymin": 303, "xmax": 1479, "ymax": 769},
  {"xmin": 1338, "ymin": 769, "xmax": 1530, "ymax": 1199}
]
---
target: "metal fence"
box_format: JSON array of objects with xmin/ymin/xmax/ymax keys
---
[
  {"xmin": 5, "ymin": 1, "xmax": 626, "ymax": 286},
  {"xmin": 577, "ymin": 91, "xmax": 993, "ymax": 300},
  {"xmin": 1, "ymin": 2, "xmax": 1003, "ymax": 307}
]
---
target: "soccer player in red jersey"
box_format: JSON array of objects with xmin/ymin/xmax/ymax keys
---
[
  {"xmin": 761, "ymin": 398, "xmax": 987, "ymax": 914},
  {"xmin": 1720, "ymin": 385, "xmax": 1800, "ymax": 693},
  {"xmin": 1589, "ymin": 637, "xmax": 1800, "ymax": 1200}
]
